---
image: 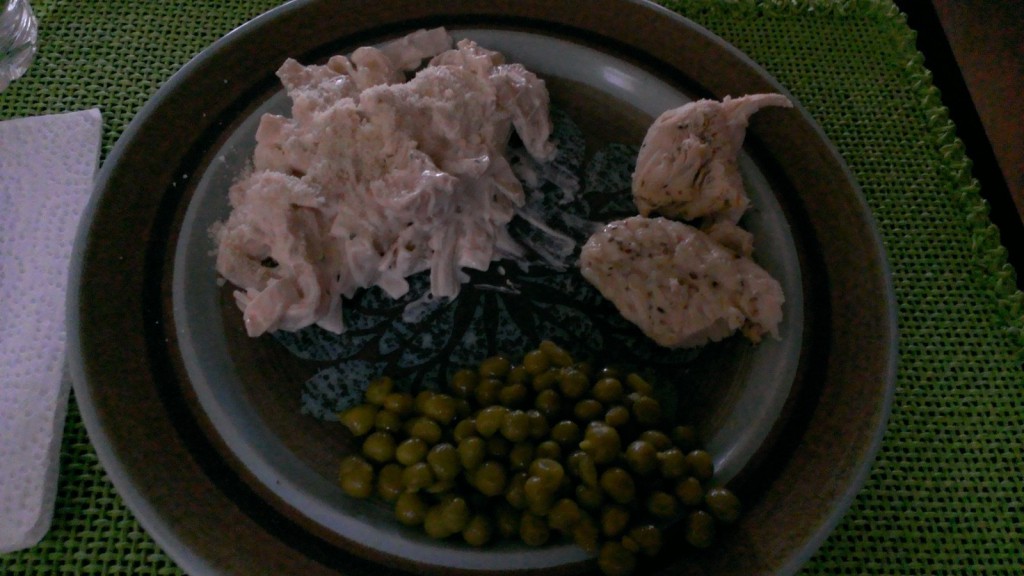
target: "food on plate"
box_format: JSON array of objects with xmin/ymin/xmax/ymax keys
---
[
  {"xmin": 337, "ymin": 341, "xmax": 741, "ymax": 575},
  {"xmin": 631, "ymin": 94, "xmax": 792, "ymax": 224},
  {"xmin": 578, "ymin": 94, "xmax": 791, "ymax": 349},
  {"xmin": 213, "ymin": 28, "xmax": 557, "ymax": 336},
  {"xmin": 579, "ymin": 216, "xmax": 784, "ymax": 349}
]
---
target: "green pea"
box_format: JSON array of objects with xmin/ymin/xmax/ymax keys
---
[
  {"xmin": 394, "ymin": 492, "xmax": 427, "ymax": 526},
  {"xmin": 449, "ymin": 369, "xmax": 478, "ymax": 399},
  {"xmin": 339, "ymin": 404, "xmax": 378, "ymax": 437},
  {"xmin": 620, "ymin": 534, "xmax": 639, "ymax": 554},
  {"xmin": 657, "ymin": 448, "xmax": 687, "ymax": 479},
  {"xmin": 524, "ymin": 475, "xmax": 556, "ymax": 515},
  {"xmin": 572, "ymin": 361, "xmax": 594, "ymax": 380},
  {"xmin": 550, "ymin": 420, "xmax": 581, "ymax": 447},
  {"xmin": 474, "ymin": 377, "xmax": 503, "ymax": 407},
  {"xmin": 479, "ymin": 354, "xmax": 512, "ymax": 378},
  {"xmin": 573, "ymin": 398, "xmax": 604, "ymax": 422},
  {"xmin": 382, "ymin": 392, "xmax": 414, "ymax": 416},
  {"xmin": 599, "ymin": 467, "xmax": 636, "ymax": 505},
  {"xmin": 598, "ymin": 541, "xmax": 636, "ymax": 576},
  {"xmin": 405, "ymin": 417, "xmax": 442, "ymax": 445},
  {"xmin": 420, "ymin": 393, "xmax": 458, "ymax": 424},
  {"xmin": 625, "ymin": 373, "xmax": 654, "ymax": 395},
  {"xmin": 580, "ymin": 421, "xmax": 621, "ymax": 465},
  {"xmin": 535, "ymin": 439, "xmax": 562, "ymax": 461},
  {"xmin": 576, "ymin": 483, "xmax": 604, "ymax": 510},
  {"xmin": 457, "ymin": 436, "xmax": 486, "ymax": 471},
  {"xmin": 423, "ymin": 504, "xmax": 454, "ymax": 539},
  {"xmin": 426, "ymin": 443, "xmax": 461, "ymax": 481},
  {"xmin": 685, "ymin": 510, "xmax": 716, "ymax": 548},
  {"xmin": 395, "ymin": 437, "xmax": 429, "ymax": 466},
  {"xmin": 475, "ymin": 405, "xmax": 508, "ymax": 437},
  {"xmin": 600, "ymin": 504, "xmax": 630, "ymax": 537},
  {"xmin": 534, "ymin": 389, "xmax": 561, "ymax": 419},
  {"xmin": 589, "ymin": 377, "xmax": 622, "ymax": 404},
  {"xmin": 338, "ymin": 455, "xmax": 374, "ymax": 498},
  {"xmin": 438, "ymin": 495, "xmax": 470, "ymax": 533},
  {"xmin": 519, "ymin": 512, "xmax": 551, "ymax": 546},
  {"xmin": 558, "ymin": 368, "xmax": 590, "ymax": 399},
  {"xmin": 623, "ymin": 537, "xmax": 641, "ymax": 556},
  {"xmin": 539, "ymin": 340, "xmax": 573, "ymax": 368},
  {"xmin": 499, "ymin": 382, "xmax": 530, "ymax": 408},
  {"xmin": 646, "ymin": 490, "xmax": 679, "ymax": 519},
  {"xmin": 506, "ymin": 364, "xmax": 530, "ymax": 386},
  {"xmin": 362, "ymin": 431, "xmax": 396, "ymax": 464},
  {"xmin": 401, "ymin": 462, "xmax": 435, "ymax": 492},
  {"xmin": 623, "ymin": 391, "xmax": 644, "ymax": 409},
  {"xmin": 567, "ymin": 450, "xmax": 599, "ymax": 487},
  {"xmin": 631, "ymin": 394, "xmax": 662, "ymax": 426},
  {"xmin": 374, "ymin": 409, "xmax": 402, "ymax": 434},
  {"xmin": 531, "ymin": 369, "xmax": 559, "ymax": 392},
  {"xmin": 500, "ymin": 409, "xmax": 530, "ymax": 443},
  {"xmin": 639, "ymin": 429, "xmax": 672, "ymax": 450},
  {"xmin": 627, "ymin": 524, "xmax": 663, "ymax": 557},
  {"xmin": 670, "ymin": 425, "xmax": 698, "ymax": 452},
  {"xmin": 604, "ymin": 405, "xmax": 631, "ymax": 428},
  {"xmin": 505, "ymin": 471, "xmax": 529, "ymax": 509},
  {"xmin": 452, "ymin": 418, "xmax": 477, "ymax": 442},
  {"xmin": 547, "ymin": 498, "xmax": 582, "ymax": 532},
  {"xmin": 529, "ymin": 458, "xmax": 565, "ymax": 490},
  {"xmin": 522, "ymin": 349, "xmax": 550, "ymax": 376},
  {"xmin": 472, "ymin": 460, "xmax": 507, "ymax": 497},
  {"xmin": 376, "ymin": 463, "xmax": 404, "ymax": 503},
  {"xmin": 705, "ymin": 486, "xmax": 741, "ymax": 524},
  {"xmin": 426, "ymin": 478, "xmax": 456, "ymax": 494},
  {"xmin": 526, "ymin": 409, "xmax": 549, "ymax": 439},
  {"xmin": 675, "ymin": 476, "xmax": 705, "ymax": 506},
  {"xmin": 462, "ymin": 514, "xmax": 493, "ymax": 547},
  {"xmin": 685, "ymin": 449, "xmax": 715, "ymax": 481},
  {"xmin": 364, "ymin": 376, "xmax": 394, "ymax": 405},
  {"xmin": 414, "ymin": 390, "xmax": 435, "ymax": 415},
  {"xmin": 625, "ymin": 440, "xmax": 658, "ymax": 476},
  {"xmin": 572, "ymin": 511, "xmax": 600, "ymax": 553}
]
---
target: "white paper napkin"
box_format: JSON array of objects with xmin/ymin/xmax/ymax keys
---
[{"xmin": 0, "ymin": 108, "xmax": 102, "ymax": 553}]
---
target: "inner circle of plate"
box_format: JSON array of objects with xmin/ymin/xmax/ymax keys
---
[{"xmin": 172, "ymin": 28, "xmax": 803, "ymax": 570}]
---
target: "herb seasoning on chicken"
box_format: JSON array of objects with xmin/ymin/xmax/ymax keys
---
[
  {"xmin": 580, "ymin": 94, "xmax": 791, "ymax": 349},
  {"xmin": 631, "ymin": 94, "xmax": 791, "ymax": 224},
  {"xmin": 579, "ymin": 216, "xmax": 783, "ymax": 348}
]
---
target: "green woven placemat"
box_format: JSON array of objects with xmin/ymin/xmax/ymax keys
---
[{"xmin": 2, "ymin": 0, "xmax": 1022, "ymax": 573}]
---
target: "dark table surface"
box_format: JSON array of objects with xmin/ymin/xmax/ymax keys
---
[{"xmin": 901, "ymin": 0, "xmax": 1024, "ymax": 286}]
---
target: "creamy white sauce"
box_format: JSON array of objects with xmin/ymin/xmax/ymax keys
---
[{"xmin": 213, "ymin": 29, "xmax": 563, "ymax": 336}]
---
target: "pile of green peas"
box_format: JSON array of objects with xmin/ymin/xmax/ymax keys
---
[{"xmin": 337, "ymin": 340, "xmax": 741, "ymax": 576}]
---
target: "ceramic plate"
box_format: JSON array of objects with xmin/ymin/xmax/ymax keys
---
[{"xmin": 68, "ymin": 1, "xmax": 896, "ymax": 575}]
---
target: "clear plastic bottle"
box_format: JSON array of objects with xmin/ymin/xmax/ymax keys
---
[{"xmin": 0, "ymin": 0, "xmax": 36, "ymax": 93}]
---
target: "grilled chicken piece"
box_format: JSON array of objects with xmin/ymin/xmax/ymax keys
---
[
  {"xmin": 631, "ymin": 94, "xmax": 792, "ymax": 224},
  {"xmin": 579, "ymin": 216, "xmax": 783, "ymax": 349}
]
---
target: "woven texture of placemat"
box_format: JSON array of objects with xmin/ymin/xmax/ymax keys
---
[{"xmin": 2, "ymin": 0, "xmax": 1022, "ymax": 573}]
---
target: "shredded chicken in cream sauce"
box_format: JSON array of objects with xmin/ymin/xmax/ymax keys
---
[{"xmin": 213, "ymin": 29, "xmax": 556, "ymax": 336}]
